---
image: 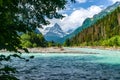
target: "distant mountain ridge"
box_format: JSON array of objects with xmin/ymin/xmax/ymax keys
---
[
  {"xmin": 39, "ymin": 2, "xmax": 120, "ymax": 43},
  {"xmin": 44, "ymin": 23, "xmax": 67, "ymax": 43},
  {"xmin": 63, "ymin": 2, "xmax": 120, "ymax": 41},
  {"xmin": 64, "ymin": 2, "xmax": 120, "ymax": 46}
]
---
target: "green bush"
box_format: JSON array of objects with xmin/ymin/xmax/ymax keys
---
[{"xmin": 23, "ymin": 41, "xmax": 33, "ymax": 48}]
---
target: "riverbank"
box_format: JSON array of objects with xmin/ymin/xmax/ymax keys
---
[
  {"xmin": 27, "ymin": 47, "xmax": 98, "ymax": 54},
  {"xmin": 1, "ymin": 46, "xmax": 120, "ymax": 54},
  {"xmin": 23, "ymin": 46, "xmax": 120, "ymax": 53},
  {"xmin": 0, "ymin": 47, "xmax": 99, "ymax": 54},
  {"xmin": 78, "ymin": 46, "xmax": 120, "ymax": 51}
]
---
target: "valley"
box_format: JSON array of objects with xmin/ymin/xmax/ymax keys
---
[{"xmin": 1, "ymin": 1, "xmax": 120, "ymax": 80}]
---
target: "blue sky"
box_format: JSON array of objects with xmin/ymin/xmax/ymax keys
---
[
  {"xmin": 42, "ymin": 0, "xmax": 120, "ymax": 32},
  {"xmin": 62, "ymin": 0, "xmax": 112, "ymax": 15}
]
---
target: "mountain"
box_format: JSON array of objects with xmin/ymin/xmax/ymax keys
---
[
  {"xmin": 44, "ymin": 23, "xmax": 66, "ymax": 43},
  {"xmin": 66, "ymin": 29, "xmax": 74, "ymax": 34},
  {"xmin": 34, "ymin": 28, "xmax": 41, "ymax": 34},
  {"xmin": 64, "ymin": 2, "xmax": 120, "ymax": 46},
  {"xmin": 63, "ymin": 2, "xmax": 120, "ymax": 41}
]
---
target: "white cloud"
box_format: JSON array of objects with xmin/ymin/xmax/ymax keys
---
[
  {"xmin": 109, "ymin": 0, "xmax": 120, "ymax": 3},
  {"xmin": 76, "ymin": 0, "xmax": 87, "ymax": 3},
  {"xmin": 61, "ymin": 5, "xmax": 102, "ymax": 31},
  {"xmin": 43, "ymin": 5, "xmax": 102, "ymax": 32}
]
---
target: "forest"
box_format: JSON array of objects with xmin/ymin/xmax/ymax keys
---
[{"xmin": 64, "ymin": 6, "xmax": 120, "ymax": 47}]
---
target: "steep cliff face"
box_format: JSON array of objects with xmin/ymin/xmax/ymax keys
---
[{"xmin": 66, "ymin": 6, "xmax": 120, "ymax": 46}]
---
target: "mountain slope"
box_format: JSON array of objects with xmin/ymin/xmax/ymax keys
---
[
  {"xmin": 65, "ymin": 5, "xmax": 120, "ymax": 46},
  {"xmin": 34, "ymin": 28, "xmax": 41, "ymax": 34},
  {"xmin": 63, "ymin": 2, "xmax": 120, "ymax": 41},
  {"xmin": 44, "ymin": 23, "xmax": 66, "ymax": 43}
]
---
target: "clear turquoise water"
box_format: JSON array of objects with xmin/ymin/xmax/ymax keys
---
[{"xmin": 1, "ymin": 48, "xmax": 120, "ymax": 80}]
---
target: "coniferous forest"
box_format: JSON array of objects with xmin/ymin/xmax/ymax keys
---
[{"xmin": 65, "ymin": 7, "xmax": 120, "ymax": 47}]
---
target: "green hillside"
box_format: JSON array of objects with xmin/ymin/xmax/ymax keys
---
[{"xmin": 65, "ymin": 7, "xmax": 120, "ymax": 47}]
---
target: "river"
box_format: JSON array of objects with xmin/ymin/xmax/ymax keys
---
[{"xmin": 1, "ymin": 48, "xmax": 120, "ymax": 80}]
